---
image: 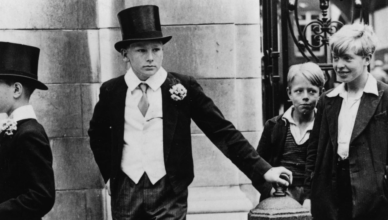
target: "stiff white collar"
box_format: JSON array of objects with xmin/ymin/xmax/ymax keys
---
[
  {"xmin": 9, "ymin": 105, "xmax": 37, "ymax": 122},
  {"xmin": 327, "ymin": 74, "xmax": 379, "ymax": 98},
  {"xmin": 124, "ymin": 67, "xmax": 167, "ymax": 92}
]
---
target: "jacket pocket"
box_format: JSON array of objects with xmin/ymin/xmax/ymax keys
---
[{"xmin": 374, "ymin": 111, "xmax": 387, "ymax": 121}]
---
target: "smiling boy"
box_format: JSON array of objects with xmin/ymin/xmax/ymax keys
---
[{"xmin": 306, "ymin": 24, "xmax": 388, "ymax": 220}]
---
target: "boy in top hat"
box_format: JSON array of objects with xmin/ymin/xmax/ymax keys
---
[
  {"xmin": 88, "ymin": 5, "xmax": 293, "ymax": 220},
  {"xmin": 0, "ymin": 42, "xmax": 55, "ymax": 219}
]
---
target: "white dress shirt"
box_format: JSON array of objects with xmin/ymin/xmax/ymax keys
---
[
  {"xmin": 9, "ymin": 105, "xmax": 37, "ymax": 121},
  {"xmin": 282, "ymin": 106, "xmax": 315, "ymax": 145},
  {"xmin": 121, "ymin": 67, "xmax": 167, "ymax": 184},
  {"xmin": 327, "ymin": 74, "xmax": 378, "ymax": 160}
]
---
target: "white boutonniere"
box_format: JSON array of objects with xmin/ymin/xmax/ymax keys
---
[
  {"xmin": 169, "ymin": 79, "xmax": 187, "ymax": 101},
  {"xmin": 0, "ymin": 119, "xmax": 17, "ymax": 136}
]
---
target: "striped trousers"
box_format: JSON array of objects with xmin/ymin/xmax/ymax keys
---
[{"xmin": 111, "ymin": 171, "xmax": 188, "ymax": 220}]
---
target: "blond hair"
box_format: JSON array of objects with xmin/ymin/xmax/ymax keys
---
[
  {"xmin": 330, "ymin": 24, "xmax": 378, "ymax": 57},
  {"xmin": 287, "ymin": 62, "xmax": 325, "ymax": 89}
]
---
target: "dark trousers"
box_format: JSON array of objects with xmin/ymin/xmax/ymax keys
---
[
  {"xmin": 111, "ymin": 171, "xmax": 188, "ymax": 220},
  {"xmin": 336, "ymin": 159, "xmax": 353, "ymax": 220}
]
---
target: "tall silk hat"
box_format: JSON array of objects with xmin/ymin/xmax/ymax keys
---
[
  {"xmin": 114, "ymin": 5, "xmax": 172, "ymax": 52},
  {"xmin": 0, "ymin": 42, "xmax": 47, "ymax": 90}
]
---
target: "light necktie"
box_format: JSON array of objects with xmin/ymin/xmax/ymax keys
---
[{"xmin": 138, "ymin": 83, "xmax": 149, "ymax": 117}]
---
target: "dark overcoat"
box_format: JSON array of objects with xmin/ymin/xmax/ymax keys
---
[
  {"xmin": 88, "ymin": 72, "xmax": 272, "ymax": 195},
  {"xmin": 0, "ymin": 119, "xmax": 55, "ymax": 220},
  {"xmin": 254, "ymin": 115, "xmax": 287, "ymax": 200},
  {"xmin": 305, "ymin": 81, "xmax": 388, "ymax": 220}
]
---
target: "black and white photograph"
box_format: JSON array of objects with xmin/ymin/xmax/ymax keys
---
[{"xmin": 0, "ymin": 1, "xmax": 387, "ymax": 220}]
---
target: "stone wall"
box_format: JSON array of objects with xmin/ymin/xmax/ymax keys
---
[{"xmin": 0, "ymin": 0, "xmax": 263, "ymax": 219}]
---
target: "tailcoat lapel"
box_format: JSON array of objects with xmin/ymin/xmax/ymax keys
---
[
  {"xmin": 350, "ymin": 90, "xmax": 383, "ymax": 144},
  {"xmin": 325, "ymin": 96, "xmax": 343, "ymax": 149},
  {"xmin": 161, "ymin": 73, "xmax": 179, "ymax": 163}
]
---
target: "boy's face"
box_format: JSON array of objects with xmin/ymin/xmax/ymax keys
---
[
  {"xmin": 333, "ymin": 50, "xmax": 370, "ymax": 83},
  {"xmin": 123, "ymin": 40, "xmax": 164, "ymax": 81},
  {"xmin": 288, "ymin": 74, "xmax": 320, "ymax": 116},
  {"xmin": 0, "ymin": 80, "xmax": 14, "ymax": 115}
]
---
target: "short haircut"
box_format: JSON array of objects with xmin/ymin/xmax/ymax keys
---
[
  {"xmin": 287, "ymin": 62, "xmax": 325, "ymax": 89},
  {"xmin": 330, "ymin": 24, "xmax": 378, "ymax": 57},
  {"xmin": 0, "ymin": 78, "xmax": 35, "ymax": 98}
]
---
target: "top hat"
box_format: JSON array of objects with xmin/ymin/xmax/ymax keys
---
[
  {"xmin": 0, "ymin": 42, "xmax": 47, "ymax": 90},
  {"xmin": 114, "ymin": 5, "xmax": 172, "ymax": 52}
]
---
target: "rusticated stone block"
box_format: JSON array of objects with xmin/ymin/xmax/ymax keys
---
[
  {"xmin": 51, "ymin": 137, "xmax": 104, "ymax": 190},
  {"xmin": 236, "ymin": 25, "xmax": 262, "ymax": 78},
  {"xmin": 0, "ymin": 30, "xmax": 41, "ymax": 51},
  {"xmin": 0, "ymin": 30, "xmax": 100, "ymax": 84},
  {"xmin": 44, "ymin": 190, "xmax": 105, "ymax": 220},
  {"xmin": 44, "ymin": 190, "xmax": 86, "ymax": 220},
  {"xmin": 240, "ymin": 183, "xmax": 261, "ymax": 209},
  {"xmin": 99, "ymin": 28, "xmax": 128, "ymax": 83},
  {"xmin": 0, "ymin": 0, "xmax": 97, "ymax": 29},
  {"xmin": 190, "ymin": 134, "xmax": 240, "ymax": 187},
  {"xmin": 31, "ymin": 84, "xmax": 82, "ymax": 138},
  {"xmin": 82, "ymin": 84, "xmax": 101, "ymax": 136},
  {"xmin": 97, "ymin": 0, "xmax": 124, "ymax": 28},
  {"xmin": 236, "ymin": 79, "xmax": 263, "ymax": 131},
  {"xmin": 188, "ymin": 186, "xmax": 253, "ymax": 213},
  {"xmin": 39, "ymin": 30, "xmax": 100, "ymax": 83},
  {"xmin": 191, "ymin": 79, "xmax": 238, "ymax": 134},
  {"xmin": 162, "ymin": 25, "xmax": 236, "ymax": 79},
  {"xmin": 125, "ymin": 0, "xmax": 234, "ymax": 25},
  {"xmin": 86, "ymin": 189, "xmax": 105, "ymax": 220},
  {"xmin": 234, "ymin": 0, "xmax": 260, "ymax": 24}
]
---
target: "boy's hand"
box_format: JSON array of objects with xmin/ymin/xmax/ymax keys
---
[{"xmin": 263, "ymin": 167, "xmax": 293, "ymax": 186}]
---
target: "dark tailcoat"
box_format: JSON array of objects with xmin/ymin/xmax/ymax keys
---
[
  {"xmin": 0, "ymin": 119, "xmax": 55, "ymax": 220},
  {"xmin": 88, "ymin": 72, "xmax": 272, "ymax": 195},
  {"xmin": 305, "ymin": 81, "xmax": 388, "ymax": 220}
]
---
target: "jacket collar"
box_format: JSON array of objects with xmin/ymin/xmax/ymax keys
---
[
  {"xmin": 326, "ymin": 74, "xmax": 379, "ymax": 98},
  {"xmin": 324, "ymin": 77, "xmax": 384, "ymax": 146}
]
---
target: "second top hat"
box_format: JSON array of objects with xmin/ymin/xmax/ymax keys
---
[
  {"xmin": 114, "ymin": 5, "xmax": 172, "ymax": 52},
  {"xmin": 0, "ymin": 42, "xmax": 47, "ymax": 90}
]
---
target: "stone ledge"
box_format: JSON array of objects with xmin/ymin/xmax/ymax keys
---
[{"xmin": 188, "ymin": 186, "xmax": 253, "ymax": 213}]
